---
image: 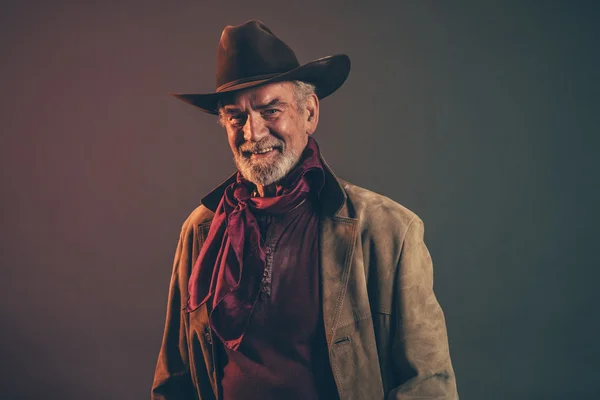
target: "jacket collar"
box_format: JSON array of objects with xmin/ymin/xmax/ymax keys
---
[{"xmin": 200, "ymin": 155, "xmax": 347, "ymax": 217}]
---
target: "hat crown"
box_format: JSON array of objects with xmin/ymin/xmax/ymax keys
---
[{"xmin": 216, "ymin": 20, "xmax": 300, "ymax": 91}]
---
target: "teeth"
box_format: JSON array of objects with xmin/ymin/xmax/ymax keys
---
[{"xmin": 253, "ymin": 147, "xmax": 273, "ymax": 154}]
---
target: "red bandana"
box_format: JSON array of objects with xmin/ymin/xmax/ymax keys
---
[{"xmin": 186, "ymin": 137, "xmax": 324, "ymax": 350}]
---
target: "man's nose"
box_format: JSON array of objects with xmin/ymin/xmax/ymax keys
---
[{"xmin": 242, "ymin": 114, "xmax": 268, "ymax": 142}]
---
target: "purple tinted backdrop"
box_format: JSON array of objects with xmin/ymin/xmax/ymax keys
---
[{"xmin": 1, "ymin": 1, "xmax": 599, "ymax": 399}]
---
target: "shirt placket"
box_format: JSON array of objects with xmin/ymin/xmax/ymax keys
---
[{"xmin": 257, "ymin": 215, "xmax": 275, "ymax": 300}]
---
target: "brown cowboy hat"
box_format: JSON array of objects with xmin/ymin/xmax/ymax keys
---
[{"xmin": 169, "ymin": 20, "xmax": 351, "ymax": 115}]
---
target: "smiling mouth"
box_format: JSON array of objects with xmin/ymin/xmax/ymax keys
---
[
  {"xmin": 242, "ymin": 147, "xmax": 281, "ymax": 157},
  {"xmin": 253, "ymin": 147, "xmax": 275, "ymax": 154}
]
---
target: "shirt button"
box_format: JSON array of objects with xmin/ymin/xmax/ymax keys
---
[{"xmin": 204, "ymin": 327, "xmax": 213, "ymax": 344}]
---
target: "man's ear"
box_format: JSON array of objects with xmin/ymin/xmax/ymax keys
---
[{"xmin": 305, "ymin": 93, "xmax": 319, "ymax": 135}]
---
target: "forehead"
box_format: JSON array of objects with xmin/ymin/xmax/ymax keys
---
[{"xmin": 221, "ymin": 81, "xmax": 296, "ymax": 109}]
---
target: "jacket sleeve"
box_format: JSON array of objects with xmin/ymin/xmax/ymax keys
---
[
  {"xmin": 387, "ymin": 217, "xmax": 458, "ymax": 400},
  {"xmin": 151, "ymin": 221, "xmax": 197, "ymax": 399}
]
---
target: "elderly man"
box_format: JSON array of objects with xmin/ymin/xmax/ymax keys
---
[{"xmin": 152, "ymin": 20, "xmax": 458, "ymax": 400}]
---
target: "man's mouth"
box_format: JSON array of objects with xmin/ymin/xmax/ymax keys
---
[
  {"xmin": 253, "ymin": 147, "xmax": 275, "ymax": 154},
  {"xmin": 242, "ymin": 146, "xmax": 281, "ymax": 158}
]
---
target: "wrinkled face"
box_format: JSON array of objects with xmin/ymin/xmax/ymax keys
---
[{"xmin": 219, "ymin": 81, "xmax": 318, "ymax": 187}]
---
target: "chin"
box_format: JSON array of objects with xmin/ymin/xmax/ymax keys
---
[
  {"xmin": 240, "ymin": 165, "xmax": 288, "ymax": 186},
  {"xmin": 236, "ymin": 152, "xmax": 299, "ymax": 186}
]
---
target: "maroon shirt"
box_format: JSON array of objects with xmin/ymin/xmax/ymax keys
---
[{"xmin": 217, "ymin": 195, "xmax": 338, "ymax": 400}]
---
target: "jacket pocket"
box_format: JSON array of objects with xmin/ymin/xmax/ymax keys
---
[{"xmin": 329, "ymin": 315, "xmax": 385, "ymax": 400}]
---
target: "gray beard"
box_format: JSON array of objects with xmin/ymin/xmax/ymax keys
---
[{"xmin": 234, "ymin": 147, "xmax": 301, "ymax": 186}]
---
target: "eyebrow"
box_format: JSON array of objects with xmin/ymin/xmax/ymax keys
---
[
  {"xmin": 221, "ymin": 97, "xmax": 288, "ymax": 115},
  {"xmin": 255, "ymin": 98, "xmax": 288, "ymax": 110}
]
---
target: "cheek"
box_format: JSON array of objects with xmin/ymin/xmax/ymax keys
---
[
  {"xmin": 227, "ymin": 129, "xmax": 243, "ymax": 150},
  {"xmin": 286, "ymin": 122, "xmax": 309, "ymax": 149},
  {"xmin": 277, "ymin": 116, "xmax": 306, "ymax": 144}
]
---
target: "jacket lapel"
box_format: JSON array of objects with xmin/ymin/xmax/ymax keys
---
[
  {"xmin": 316, "ymin": 157, "xmax": 360, "ymax": 348},
  {"xmin": 319, "ymin": 214, "xmax": 358, "ymax": 347}
]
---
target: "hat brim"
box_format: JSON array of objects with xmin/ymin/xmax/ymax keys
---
[{"xmin": 169, "ymin": 54, "xmax": 350, "ymax": 115}]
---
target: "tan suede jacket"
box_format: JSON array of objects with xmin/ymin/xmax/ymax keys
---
[{"xmin": 151, "ymin": 159, "xmax": 458, "ymax": 400}]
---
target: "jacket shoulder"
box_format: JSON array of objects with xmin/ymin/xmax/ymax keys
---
[
  {"xmin": 179, "ymin": 203, "xmax": 215, "ymax": 236},
  {"xmin": 340, "ymin": 180, "xmax": 420, "ymax": 235}
]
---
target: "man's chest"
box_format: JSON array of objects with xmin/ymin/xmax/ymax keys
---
[{"xmin": 251, "ymin": 208, "xmax": 321, "ymax": 336}]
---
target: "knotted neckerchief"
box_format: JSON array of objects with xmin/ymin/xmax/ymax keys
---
[{"xmin": 186, "ymin": 137, "xmax": 324, "ymax": 350}]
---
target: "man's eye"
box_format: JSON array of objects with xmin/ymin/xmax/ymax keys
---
[
  {"xmin": 229, "ymin": 115, "xmax": 246, "ymax": 125},
  {"xmin": 262, "ymin": 109, "xmax": 279, "ymax": 116}
]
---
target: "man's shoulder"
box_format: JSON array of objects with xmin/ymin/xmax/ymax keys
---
[
  {"xmin": 340, "ymin": 179, "xmax": 421, "ymax": 235},
  {"xmin": 178, "ymin": 203, "xmax": 215, "ymax": 235}
]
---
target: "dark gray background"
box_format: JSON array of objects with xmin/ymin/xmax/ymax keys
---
[{"xmin": 1, "ymin": 1, "xmax": 598, "ymax": 399}]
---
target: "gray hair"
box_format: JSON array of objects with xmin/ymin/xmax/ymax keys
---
[
  {"xmin": 217, "ymin": 80, "xmax": 316, "ymax": 126},
  {"xmin": 291, "ymin": 80, "xmax": 317, "ymax": 111}
]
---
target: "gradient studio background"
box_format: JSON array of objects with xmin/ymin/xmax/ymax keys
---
[{"xmin": 1, "ymin": 1, "xmax": 599, "ymax": 399}]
